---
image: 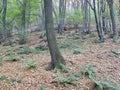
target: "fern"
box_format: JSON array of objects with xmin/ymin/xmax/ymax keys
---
[
  {"xmin": 101, "ymin": 79, "xmax": 120, "ymax": 90},
  {"xmin": 54, "ymin": 73, "xmax": 77, "ymax": 85},
  {"xmin": 26, "ymin": 60, "xmax": 37, "ymax": 68},
  {"xmin": 80, "ymin": 64, "xmax": 97, "ymax": 76},
  {"xmin": 54, "ymin": 70, "xmax": 83, "ymax": 85},
  {"xmin": 80, "ymin": 64, "xmax": 120, "ymax": 90}
]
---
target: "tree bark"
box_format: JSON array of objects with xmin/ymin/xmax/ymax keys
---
[
  {"xmin": 82, "ymin": 0, "xmax": 90, "ymax": 34},
  {"xmin": 19, "ymin": 0, "xmax": 27, "ymax": 44},
  {"xmin": 21, "ymin": 0, "xmax": 26, "ymax": 32},
  {"xmin": 107, "ymin": 0, "xmax": 118, "ymax": 39},
  {"xmin": 41, "ymin": 0, "xmax": 45, "ymax": 30},
  {"xmin": 2, "ymin": 0, "xmax": 7, "ymax": 42},
  {"xmin": 44, "ymin": 0, "xmax": 66, "ymax": 70},
  {"xmin": 93, "ymin": 0, "xmax": 104, "ymax": 42},
  {"xmin": 58, "ymin": 0, "xmax": 66, "ymax": 34}
]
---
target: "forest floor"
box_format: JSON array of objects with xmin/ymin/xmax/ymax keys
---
[{"xmin": 0, "ymin": 31, "xmax": 120, "ymax": 90}]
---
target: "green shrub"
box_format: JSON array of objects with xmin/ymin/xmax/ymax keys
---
[
  {"xmin": 26, "ymin": 60, "xmax": 37, "ymax": 68},
  {"xmin": 7, "ymin": 55, "xmax": 20, "ymax": 61},
  {"xmin": 17, "ymin": 46, "xmax": 32, "ymax": 54}
]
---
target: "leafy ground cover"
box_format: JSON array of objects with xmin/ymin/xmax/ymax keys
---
[{"xmin": 0, "ymin": 31, "xmax": 120, "ymax": 90}]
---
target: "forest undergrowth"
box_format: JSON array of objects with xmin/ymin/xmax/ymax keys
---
[{"xmin": 0, "ymin": 31, "xmax": 120, "ymax": 90}]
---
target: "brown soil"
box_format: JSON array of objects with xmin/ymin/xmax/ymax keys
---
[{"xmin": 0, "ymin": 32, "xmax": 120, "ymax": 90}]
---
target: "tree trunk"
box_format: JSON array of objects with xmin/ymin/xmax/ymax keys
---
[
  {"xmin": 93, "ymin": 0, "xmax": 104, "ymax": 42},
  {"xmin": 58, "ymin": 0, "xmax": 66, "ymax": 34},
  {"xmin": 107, "ymin": 0, "xmax": 118, "ymax": 39},
  {"xmin": 44, "ymin": 0, "xmax": 66, "ymax": 70},
  {"xmin": 101, "ymin": 0, "xmax": 107, "ymax": 33},
  {"xmin": 19, "ymin": 0, "xmax": 27, "ymax": 44},
  {"xmin": 87, "ymin": 0, "xmax": 104, "ymax": 42},
  {"xmin": 1, "ymin": 0, "xmax": 7, "ymax": 42},
  {"xmin": 28, "ymin": 0, "xmax": 31, "ymax": 27},
  {"xmin": 41, "ymin": 0, "xmax": 45, "ymax": 30},
  {"xmin": 118, "ymin": 0, "xmax": 120, "ymax": 16},
  {"xmin": 21, "ymin": 0, "xmax": 26, "ymax": 32},
  {"xmin": 82, "ymin": 0, "xmax": 90, "ymax": 34}
]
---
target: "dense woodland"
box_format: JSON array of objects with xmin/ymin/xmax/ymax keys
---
[{"xmin": 0, "ymin": 0, "xmax": 120, "ymax": 90}]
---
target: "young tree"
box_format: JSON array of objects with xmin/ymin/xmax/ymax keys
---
[{"xmin": 44, "ymin": 0, "xmax": 66, "ymax": 69}]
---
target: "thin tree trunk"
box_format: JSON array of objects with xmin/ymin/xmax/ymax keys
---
[
  {"xmin": 20, "ymin": 0, "xmax": 26, "ymax": 44},
  {"xmin": 82, "ymin": 0, "xmax": 90, "ymax": 34},
  {"xmin": 41, "ymin": 0, "xmax": 45, "ymax": 30},
  {"xmin": 2, "ymin": 0, "xmax": 7, "ymax": 42},
  {"xmin": 93, "ymin": 0, "xmax": 104, "ymax": 42},
  {"xmin": 58, "ymin": 0, "xmax": 66, "ymax": 34},
  {"xmin": 28, "ymin": 0, "xmax": 31, "ymax": 27},
  {"xmin": 21, "ymin": 0, "xmax": 26, "ymax": 32},
  {"xmin": 118, "ymin": 0, "xmax": 120, "ymax": 16}
]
